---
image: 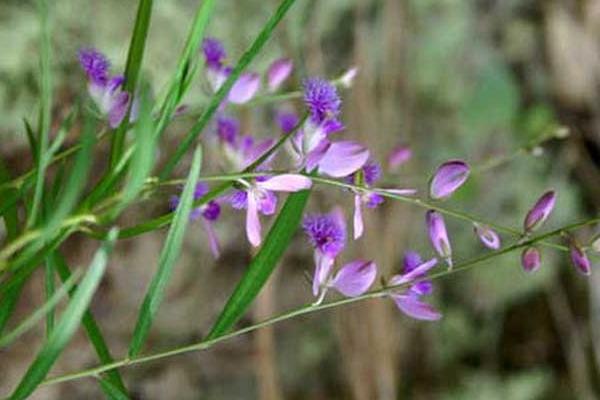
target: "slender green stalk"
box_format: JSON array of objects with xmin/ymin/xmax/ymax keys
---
[
  {"xmin": 110, "ymin": 0, "xmax": 154, "ymax": 167},
  {"xmin": 40, "ymin": 217, "xmax": 599, "ymax": 387}
]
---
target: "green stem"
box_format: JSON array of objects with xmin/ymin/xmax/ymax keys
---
[{"xmin": 40, "ymin": 217, "xmax": 599, "ymax": 387}]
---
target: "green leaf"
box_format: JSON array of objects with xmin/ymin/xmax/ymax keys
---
[
  {"xmin": 110, "ymin": 0, "xmax": 154, "ymax": 167},
  {"xmin": 206, "ymin": 189, "xmax": 310, "ymax": 339},
  {"xmin": 0, "ymin": 269, "xmax": 80, "ymax": 348},
  {"xmin": 98, "ymin": 378, "xmax": 131, "ymax": 400},
  {"xmin": 23, "ymin": 118, "xmax": 39, "ymax": 163},
  {"xmin": 8, "ymin": 228, "xmax": 118, "ymax": 400},
  {"xmin": 52, "ymin": 252, "xmax": 129, "ymax": 397},
  {"xmin": 159, "ymin": 0, "xmax": 298, "ymax": 178},
  {"xmin": 128, "ymin": 147, "xmax": 203, "ymax": 357}
]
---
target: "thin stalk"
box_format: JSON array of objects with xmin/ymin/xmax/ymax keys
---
[{"xmin": 40, "ymin": 217, "xmax": 600, "ymax": 386}]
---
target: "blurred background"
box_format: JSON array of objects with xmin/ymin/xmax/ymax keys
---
[{"xmin": 1, "ymin": 0, "xmax": 600, "ymax": 399}]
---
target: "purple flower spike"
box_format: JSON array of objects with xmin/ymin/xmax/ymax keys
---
[
  {"xmin": 78, "ymin": 48, "xmax": 110, "ymax": 85},
  {"xmin": 523, "ymin": 190, "xmax": 556, "ymax": 233},
  {"xmin": 473, "ymin": 223, "xmax": 501, "ymax": 250},
  {"xmin": 426, "ymin": 210, "xmax": 452, "ymax": 268},
  {"xmin": 303, "ymin": 77, "xmax": 341, "ymax": 124},
  {"xmin": 387, "ymin": 144, "xmax": 412, "ymax": 171},
  {"xmin": 228, "ymin": 72, "xmax": 261, "ymax": 104},
  {"xmin": 569, "ymin": 238, "xmax": 591, "ymax": 276},
  {"xmin": 202, "ymin": 37, "xmax": 226, "ymax": 68},
  {"xmin": 330, "ymin": 260, "xmax": 377, "ymax": 297},
  {"xmin": 429, "ymin": 159, "xmax": 470, "ymax": 200},
  {"xmin": 521, "ymin": 247, "xmax": 541, "ymax": 273},
  {"xmin": 316, "ymin": 140, "xmax": 370, "ymax": 178},
  {"xmin": 267, "ymin": 58, "xmax": 293, "ymax": 92}
]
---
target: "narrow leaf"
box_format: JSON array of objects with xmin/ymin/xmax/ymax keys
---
[
  {"xmin": 206, "ymin": 189, "xmax": 310, "ymax": 339},
  {"xmin": 8, "ymin": 228, "xmax": 118, "ymax": 400},
  {"xmin": 128, "ymin": 147, "xmax": 202, "ymax": 357}
]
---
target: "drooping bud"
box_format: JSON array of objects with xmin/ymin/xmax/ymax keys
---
[
  {"xmin": 523, "ymin": 190, "xmax": 556, "ymax": 233},
  {"xmin": 429, "ymin": 160, "xmax": 470, "ymax": 200},
  {"xmin": 426, "ymin": 210, "xmax": 452, "ymax": 268},
  {"xmin": 473, "ymin": 223, "xmax": 501, "ymax": 250},
  {"xmin": 568, "ymin": 238, "xmax": 591, "ymax": 276},
  {"xmin": 521, "ymin": 247, "xmax": 541, "ymax": 273}
]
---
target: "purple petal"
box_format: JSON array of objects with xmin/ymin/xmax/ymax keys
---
[
  {"xmin": 276, "ymin": 111, "xmax": 299, "ymax": 133},
  {"xmin": 330, "ymin": 260, "xmax": 377, "ymax": 297},
  {"xmin": 366, "ymin": 193, "xmax": 384, "ymax": 209},
  {"xmin": 207, "ymin": 65, "xmax": 229, "ymax": 92},
  {"xmin": 353, "ymin": 194, "xmax": 364, "ymax": 240},
  {"xmin": 429, "ymin": 159, "xmax": 470, "ymax": 200},
  {"xmin": 267, "ymin": 58, "xmax": 293, "ymax": 92},
  {"xmin": 313, "ymin": 252, "xmax": 334, "ymax": 296},
  {"xmin": 256, "ymin": 174, "xmax": 312, "ymax": 192},
  {"xmin": 202, "ymin": 201, "xmax": 221, "ymax": 221},
  {"xmin": 257, "ymin": 190, "xmax": 278, "ymax": 215},
  {"xmin": 392, "ymin": 294, "xmax": 442, "ymax": 321},
  {"xmin": 202, "ymin": 219, "xmax": 221, "ymax": 259},
  {"xmin": 523, "ymin": 190, "xmax": 556, "ymax": 233},
  {"xmin": 387, "ymin": 144, "xmax": 412, "ymax": 171},
  {"xmin": 246, "ymin": 193, "xmax": 262, "ymax": 247},
  {"xmin": 108, "ymin": 91, "xmax": 130, "ymax": 128},
  {"xmin": 389, "ymin": 258, "xmax": 438, "ymax": 287},
  {"xmin": 202, "ymin": 37, "xmax": 226, "ymax": 68},
  {"xmin": 473, "ymin": 223, "xmax": 501, "ymax": 250},
  {"xmin": 78, "ymin": 48, "xmax": 110, "ymax": 85},
  {"xmin": 569, "ymin": 239, "xmax": 591, "ymax": 276},
  {"xmin": 403, "ymin": 251, "xmax": 423, "ymax": 273},
  {"xmin": 317, "ymin": 141, "xmax": 370, "ymax": 178},
  {"xmin": 426, "ymin": 210, "xmax": 452, "ymax": 267},
  {"xmin": 305, "ymin": 139, "xmax": 331, "ymax": 173},
  {"xmin": 228, "ymin": 72, "xmax": 260, "ymax": 104},
  {"xmin": 521, "ymin": 247, "xmax": 541, "ymax": 273}
]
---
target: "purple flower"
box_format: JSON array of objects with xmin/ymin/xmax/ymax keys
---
[
  {"xmin": 220, "ymin": 134, "xmax": 275, "ymax": 171},
  {"xmin": 228, "ymin": 72, "xmax": 261, "ymax": 104},
  {"xmin": 303, "ymin": 208, "xmax": 347, "ymax": 296},
  {"xmin": 202, "ymin": 37, "xmax": 226, "ymax": 68},
  {"xmin": 230, "ymin": 174, "xmax": 312, "ymax": 247},
  {"xmin": 388, "ymin": 253, "xmax": 441, "ymax": 321},
  {"xmin": 276, "ymin": 111, "xmax": 299, "ymax": 133},
  {"xmin": 303, "ymin": 77, "xmax": 341, "ymax": 124},
  {"xmin": 568, "ymin": 238, "xmax": 591, "ymax": 276},
  {"xmin": 267, "ymin": 58, "xmax": 293, "ymax": 92},
  {"xmin": 216, "ymin": 115, "xmax": 240, "ymax": 144},
  {"xmin": 313, "ymin": 140, "xmax": 369, "ymax": 178},
  {"xmin": 429, "ymin": 160, "xmax": 470, "ymax": 200},
  {"xmin": 78, "ymin": 48, "xmax": 130, "ymax": 128},
  {"xmin": 473, "ymin": 223, "xmax": 501, "ymax": 250},
  {"xmin": 521, "ymin": 247, "xmax": 541, "ymax": 273},
  {"xmin": 170, "ymin": 183, "xmax": 222, "ymax": 258},
  {"xmin": 387, "ymin": 144, "xmax": 412, "ymax": 171},
  {"xmin": 329, "ymin": 260, "xmax": 377, "ymax": 297},
  {"xmin": 426, "ymin": 210, "xmax": 452, "ymax": 268},
  {"xmin": 523, "ymin": 190, "xmax": 556, "ymax": 233}
]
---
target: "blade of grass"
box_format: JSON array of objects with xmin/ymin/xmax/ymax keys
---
[
  {"xmin": 206, "ymin": 189, "xmax": 310, "ymax": 339},
  {"xmin": 128, "ymin": 146, "xmax": 202, "ymax": 357},
  {"xmin": 0, "ymin": 270, "xmax": 80, "ymax": 348},
  {"xmin": 44, "ymin": 261, "xmax": 55, "ymax": 336},
  {"xmin": 110, "ymin": 0, "xmax": 154, "ymax": 167},
  {"xmin": 23, "ymin": 119, "xmax": 39, "ymax": 163},
  {"xmin": 159, "ymin": 0, "xmax": 298, "ymax": 179},
  {"xmin": 97, "ymin": 378, "xmax": 131, "ymax": 400},
  {"xmin": 52, "ymin": 251, "xmax": 129, "ymax": 396},
  {"xmin": 8, "ymin": 228, "xmax": 118, "ymax": 400}
]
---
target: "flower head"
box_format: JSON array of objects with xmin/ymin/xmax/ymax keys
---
[
  {"xmin": 202, "ymin": 37, "xmax": 226, "ymax": 68},
  {"xmin": 523, "ymin": 190, "xmax": 556, "ymax": 233},
  {"xmin": 426, "ymin": 210, "xmax": 452, "ymax": 268},
  {"xmin": 303, "ymin": 208, "xmax": 346, "ymax": 258},
  {"xmin": 303, "ymin": 77, "xmax": 341, "ymax": 124},
  {"xmin": 78, "ymin": 48, "xmax": 110, "ymax": 85},
  {"xmin": 429, "ymin": 160, "xmax": 470, "ymax": 200},
  {"xmin": 216, "ymin": 115, "xmax": 240, "ymax": 144},
  {"xmin": 521, "ymin": 247, "xmax": 541, "ymax": 273}
]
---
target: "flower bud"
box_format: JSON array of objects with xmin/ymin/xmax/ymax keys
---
[
  {"xmin": 473, "ymin": 223, "xmax": 501, "ymax": 250},
  {"xmin": 521, "ymin": 247, "xmax": 541, "ymax": 273},
  {"xmin": 569, "ymin": 238, "xmax": 591, "ymax": 276},
  {"xmin": 426, "ymin": 210, "xmax": 452, "ymax": 268},
  {"xmin": 523, "ymin": 190, "xmax": 556, "ymax": 233},
  {"xmin": 429, "ymin": 160, "xmax": 470, "ymax": 200}
]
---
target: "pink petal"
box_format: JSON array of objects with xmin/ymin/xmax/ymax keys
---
[
  {"xmin": 387, "ymin": 144, "xmax": 412, "ymax": 171},
  {"xmin": 313, "ymin": 252, "xmax": 334, "ymax": 297},
  {"xmin": 305, "ymin": 139, "xmax": 331, "ymax": 173},
  {"xmin": 228, "ymin": 72, "xmax": 260, "ymax": 104},
  {"xmin": 267, "ymin": 58, "xmax": 293, "ymax": 92},
  {"xmin": 256, "ymin": 174, "xmax": 312, "ymax": 192},
  {"xmin": 202, "ymin": 220, "xmax": 221, "ymax": 259},
  {"xmin": 353, "ymin": 194, "xmax": 364, "ymax": 240},
  {"xmin": 108, "ymin": 91, "xmax": 130, "ymax": 128},
  {"xmin": 429, "ymin": 159, "xmax": 470, "ymax": 200},
  {"xmin": 330, "ymin": 260, "xmax": 377, "ymax": 297},
  {"xmin": 317, "ymin": 141, "xmax": 370, "ymax": 178},
  {"xmin": 246, "ymin": 193, "xmax": 262, "ymax": 247},
  {"xmin": 392, "ymin": 294, "xmax": 442, "ymax": 321}
]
